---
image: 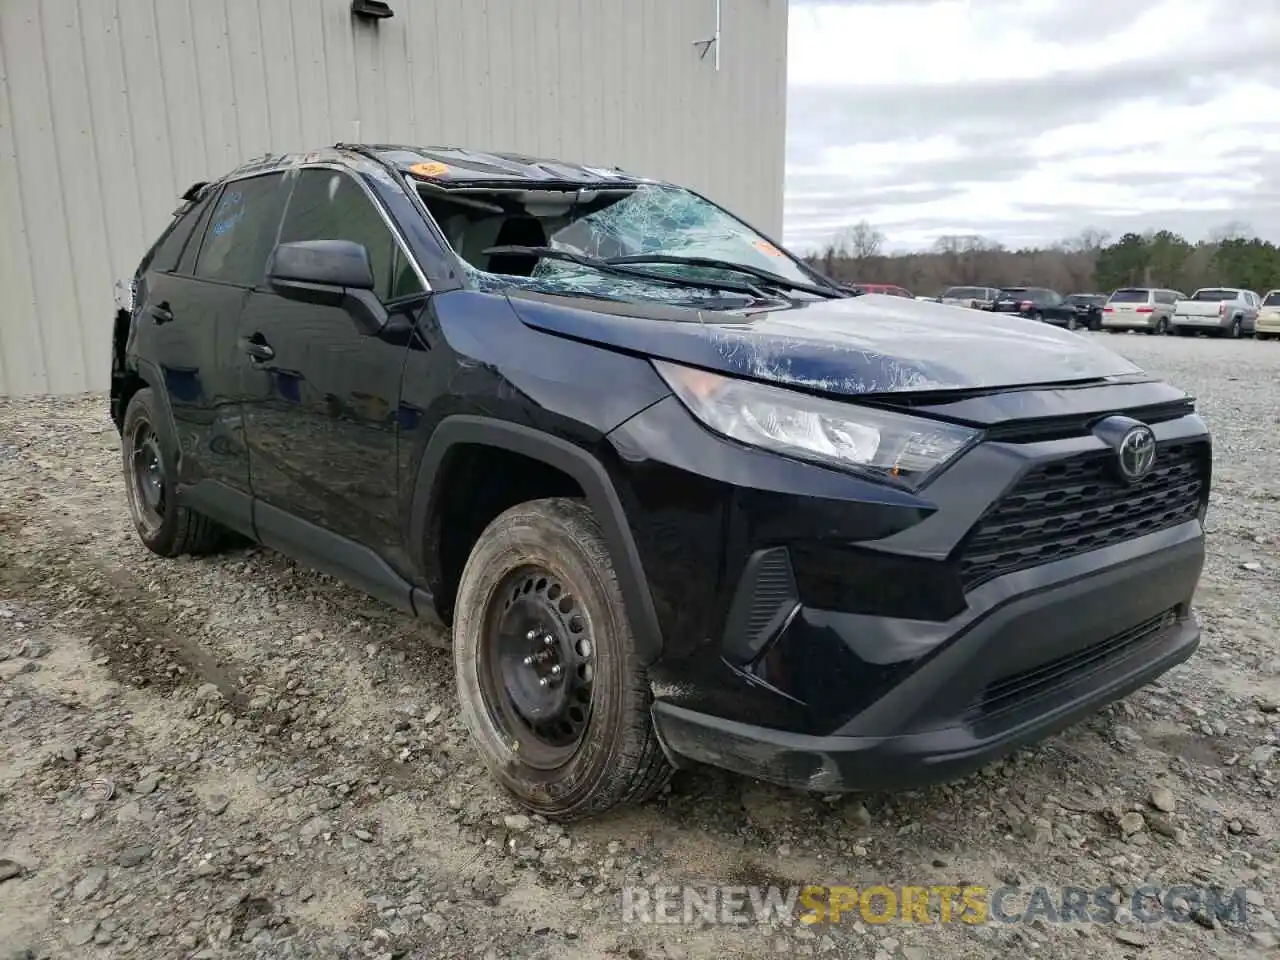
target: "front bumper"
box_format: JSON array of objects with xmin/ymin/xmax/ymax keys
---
[
  {"xmin": 651, "ymin": 529, "xmax": 1202, "ymax": 791},
  {"xmin": 607, "ymin": 388, "xmax": 1209, "ymax": 793}
]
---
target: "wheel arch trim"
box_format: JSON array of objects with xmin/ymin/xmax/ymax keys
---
[
  {"xmin": 123, "ymin": 359, "xmax": 181, "ymax": 456},
  {"xmin": 409, "ymin": 416, "xmax": 664, "ymax": 664}
]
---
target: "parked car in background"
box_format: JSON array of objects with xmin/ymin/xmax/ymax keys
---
[
  {"xmin": 1064, "ymin": 293, "xmax": 1107, "ymax": 331},
  {"xmin": 940, "ymin": 285, "xmax": 1000, "ymax": 310},
  {"xmin": 1100, "ymin": 288, "xmax": 1184, "ymax": 336},
  {"xmin": 1171, "ymin": 288, "xmax": 1259, "ymax": 338},
  {"xmin": 992, "ymin": 287, "xmax": 1088, "ymax": 329},
  {"xmin": 1257, "ymin": 290, "xmax": 1280, "ymax": 340},
  {"xmin": 854, "ymin": 282, "xmax": 914, "ymax": 298}
]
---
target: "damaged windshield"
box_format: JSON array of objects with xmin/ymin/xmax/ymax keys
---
[{"xmin": 418, "ymin": 182, "xmax": 832, "ymax": 307}]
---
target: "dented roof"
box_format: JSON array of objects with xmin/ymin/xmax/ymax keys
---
[
  {"xmin": 214, "ymin": 144, "xmax": 653, "ymax": 193},
  {"xmin": 364, "ymin": 144, "xmax": 650, "ymax": 188}
]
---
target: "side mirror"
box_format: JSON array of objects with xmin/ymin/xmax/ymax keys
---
[{"xmin": 267, "ymin": 240, "xmax": 388, "ymax": 335}]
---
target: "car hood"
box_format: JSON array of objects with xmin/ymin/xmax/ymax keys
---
[{"xmin": 506, "ymin": 291, "xmax": 1144, "ymax": 396}]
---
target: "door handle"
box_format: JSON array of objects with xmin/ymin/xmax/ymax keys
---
[
  {"xmin": 241, "ymin": 337, "xmax": 275, "ymax": 363},
  {"xmin": 147, "ymin": 304, "xmax": 174, "ymax": 324}
]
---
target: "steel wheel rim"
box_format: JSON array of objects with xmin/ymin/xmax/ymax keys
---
[
  {"xmin": 479, "ymin": 565, "xmax": 596, "ymax": 770},
  {"xmin": 126, "ymin": 418, "xmax": 166, "ymax": 535}
]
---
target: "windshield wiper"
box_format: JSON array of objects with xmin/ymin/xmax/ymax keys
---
[
  {"xmin": 602, "ymin": 254, "xmax": 846, "ymax": 299},
  {"xmin": 480, "ymin": 246, "xmax": 769, "ymax": 299}
]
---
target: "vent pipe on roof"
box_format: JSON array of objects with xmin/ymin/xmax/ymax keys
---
[{"xmin": 693, "ymin": 0, "xmax": 721, "ymax": 71}]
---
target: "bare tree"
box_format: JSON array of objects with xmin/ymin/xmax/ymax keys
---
[
  {"xmin": 1210, "ymin": 220, "xmax": 1252, "ymax": 243},
  {"xmin": 1062, "ymin": 227, "xmax": 1111, "ymax": 254},
  {"xmin": 834, "ymin": 220, "xmax": 886, "ymax": 260}
]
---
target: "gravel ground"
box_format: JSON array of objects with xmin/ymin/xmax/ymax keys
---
[{"xmin": 1, "ymin": 332, "xmax": 1278, "ymax": 960}]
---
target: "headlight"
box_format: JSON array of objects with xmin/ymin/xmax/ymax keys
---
[{"xmin": 653, "ymin": 360, "xmax": 979, "ymax": 483}]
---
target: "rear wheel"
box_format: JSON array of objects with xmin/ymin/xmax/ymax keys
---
[
  {"xmin": 121, "ymin": 389, "xmax": 227, "ymax": 556},
  {"xmin": 1154, "ymin": 317, "xmax": 1169, "ymax": 335},
  {"xmin": 453, "ymin": 497, "xmax": 672, "ymax": 819},
  {"xmin": 1230, "ymin": 317, "xmax": 1242, "ymax": 338},
  {"xmin": 1031, "ymin": 311, "xmax": 1044, "ymax": 323}
]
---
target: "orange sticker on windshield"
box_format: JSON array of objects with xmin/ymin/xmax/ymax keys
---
[
  {"xmin": 753, "ymin": 240, "xmax": 784, "ymax": 257},
  {"xmin": 407, "ymin": 161, "xmax": 450, "ymax": 179}
]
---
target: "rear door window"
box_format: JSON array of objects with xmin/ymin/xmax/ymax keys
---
[
  {"xmin": 1264, "ymin": 292, "xmax": 1280, "ymax": 307},
  {"xmin": 193, "ymin": 173, "xmax": 290, "ymax": 287}
]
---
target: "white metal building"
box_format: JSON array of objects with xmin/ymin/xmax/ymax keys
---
[{"xmin": 0, "ymin": 0, "xmax": 788, "ymax": 396}]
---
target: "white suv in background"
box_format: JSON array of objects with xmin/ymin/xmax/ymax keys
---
[{"xmin": 1100, "ymin": 287, "xmax": 1184, "ymax": 335}]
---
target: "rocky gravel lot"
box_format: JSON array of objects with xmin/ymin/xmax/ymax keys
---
[{"xmin": 1, "ymin": 332, "xmax": 1278, "ymax": 960}]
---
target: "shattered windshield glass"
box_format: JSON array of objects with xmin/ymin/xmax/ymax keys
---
[
  {"xmin": 543, "ymin": 185, "xmax": 812, "ymax": 283},
  {"xmin": 426, "ymin": 183, "xmax": 818, "ymax": 307}
]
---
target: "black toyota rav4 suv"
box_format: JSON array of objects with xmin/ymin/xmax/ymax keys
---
[{"xmin": 111, "ymin": 145, "xmax": 1210, "ymax": 819}]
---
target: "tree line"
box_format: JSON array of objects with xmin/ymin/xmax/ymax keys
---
[{"xmin": 805, "ymin": 221, "xmax": 1280, "ymax": 297}]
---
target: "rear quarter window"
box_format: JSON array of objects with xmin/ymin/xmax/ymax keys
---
[{"xmin": 143, "ymin": 192, "xmax": 215, "ymax": 274}]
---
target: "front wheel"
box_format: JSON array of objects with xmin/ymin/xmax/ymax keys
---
[
  {"xmin": 1066, "ymin": 315, "xmax": 1079, "ymax": 331},
  {"xmin": 453, "ymin": 497, "xmax": 672, "ymax": 819}
]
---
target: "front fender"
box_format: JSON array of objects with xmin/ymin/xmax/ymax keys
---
[{"xmin": 408, "ymin": 416, "xmax": 664, "ymax": 664}]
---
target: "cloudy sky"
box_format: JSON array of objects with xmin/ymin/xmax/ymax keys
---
[{"xmin": 783, "ymin": 0, "xmax": 1280, "ymax": 253}]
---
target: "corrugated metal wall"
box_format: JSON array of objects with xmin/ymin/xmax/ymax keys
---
[{"xmin": 0, "ymin": 0, "xmax": 787, "ymax": 396}]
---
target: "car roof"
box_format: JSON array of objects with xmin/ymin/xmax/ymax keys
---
[
  {"xmin": 216, "ymin": 144, "xmax": 653, "ymax": 191},
  {"xmin": 369, "ymin": 144, "xmax": 651, "ymax": 188}
]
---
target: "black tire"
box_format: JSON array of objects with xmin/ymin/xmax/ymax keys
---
[
  {"xmin": 121, "ymin": 388, "xmax": 227, "ymax": 556},
  {"xmin": 1154, "ymin": 317, "xmax": 1169, "ymax": 335},
  {"xmin": 1230, "ymin": 317, "xmax": 1242, "ymax": 339},
  {"xmin": 453, "ymin": 497, "xmax": 672, "ymax": 819},
  {"xmin": 1066, "ymin": 315, "xmax": 1078, "ymax": 331},
  {"xmin": 1031, "ymin": 311, "xmax": 1044, "ymax": 323}
]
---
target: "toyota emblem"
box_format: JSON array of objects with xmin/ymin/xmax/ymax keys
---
[{"xmin": 1117, "ymin": 426, "xmax": 1157, "ymax": 482}]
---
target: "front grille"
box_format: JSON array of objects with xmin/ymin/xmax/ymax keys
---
[
  {"xmin": 971, "ymin": 607, "xmax": 1178, "ymax": 721},
  {"xmin": 959, "ymin": 440, "xmax": 1207, "ymax": 590}
]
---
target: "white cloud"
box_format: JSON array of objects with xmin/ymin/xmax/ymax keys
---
[{"xmin": 784, "ymin": 0, "xmax": 1280, "ymax": 251}]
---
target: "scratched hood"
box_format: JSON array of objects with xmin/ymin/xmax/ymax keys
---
[{"xmin": 507, "ymin": 292, "xmax": 1144, "ymax": 396}]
